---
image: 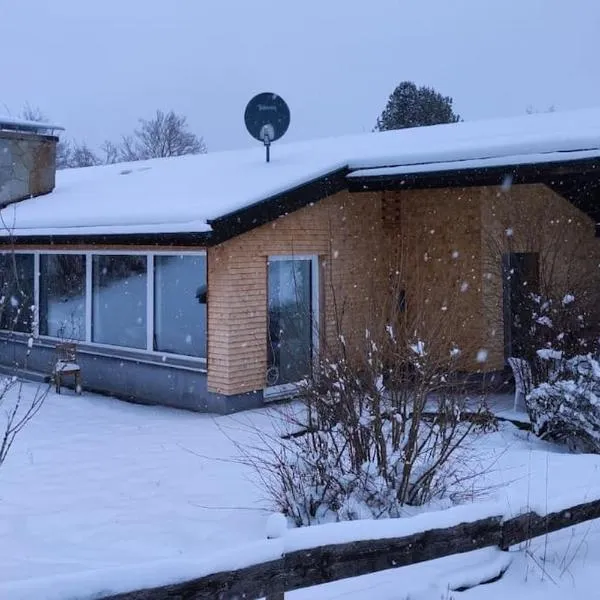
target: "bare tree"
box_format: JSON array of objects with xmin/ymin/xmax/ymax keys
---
[
  {"xmin": 19, "ymin": 104, "xmax": 73, "ymax": 170},
  {"xmin": 118, "ymin": 134, "xmax": 139, "ymax": 163},
  {"xmin": 20, "ymin": 103, "xmax": 47, "ymax": 123},
  {"xmin": 100, "ymin": 140, "xmax": 120, "ymax": 165},
  {"xmin": 69, "ymin": 142, "xmax": 100, "ymax": 168},
  {"xmin": 124, "ymin": 109, "xmax": 207, "ymax": 160},
  {"xmin": 55, "ymin": 139, "xmax": 72, "ymax": 170}
]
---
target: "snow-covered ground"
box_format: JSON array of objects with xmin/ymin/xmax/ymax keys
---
[{"xmin": 1, "ymin": 384, "xmax": 600, "ymax": 599}]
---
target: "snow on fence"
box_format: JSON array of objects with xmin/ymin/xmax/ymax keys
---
[{"xmin": 96, "ymin": 496, "xmax": 600, "ymax": 600}]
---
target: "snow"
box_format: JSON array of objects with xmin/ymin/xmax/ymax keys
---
[
  {"xmin": 266, "ymin": 512, "xmax": 288, "ymax": 539},
  {"xmin": 3, "ymin": 107, "xmax": 600, "ymax": 237},
  {"xmin": 537, "ymin": 348, "xmax": 563, "ymax": 360},
  {"xmin": 347, "ymin": 148, "xmax": 600, "ymax": 180},
  {"xmin": 477, "ymin": 349, "xmax": 489, "ymax": 363},
  {"xmin": 2, "ymin": 386, "xmax": 600, "ymax": 599},
  {"xmin": 0, "ymin": 114, "xmax": 64, "ymax": 132},
  {"xmin": 290, "ymin": 528, "xmax": 600, "ymax": 600},
  {"xmin": 284, "ymin": 502, "xmax": 502, "ymax": 553}
]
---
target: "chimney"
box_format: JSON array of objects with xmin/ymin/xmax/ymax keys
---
[{"xmin": 0, "ymin": 117, "xmax": 64, "ymax": 207}]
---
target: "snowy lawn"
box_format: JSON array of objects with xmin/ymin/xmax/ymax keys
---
[{"xmin": 1, "ymin": 384, "xmax": 600, "ymax": 599}]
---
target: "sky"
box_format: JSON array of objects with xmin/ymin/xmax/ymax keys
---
[{"xmin": 1, "ymin": 0, "xmax": 599, "ymax": 153}]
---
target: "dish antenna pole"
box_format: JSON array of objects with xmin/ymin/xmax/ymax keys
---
[
  {"xmin": 260, "ymin": 124, "xmax": 274, "ymax": 163},
  {"xmin": 244, "ymin": 93, "xmax": 291, "ymax": 163}
]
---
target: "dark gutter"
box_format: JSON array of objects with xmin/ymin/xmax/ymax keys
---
[
  {"xmin": 207, "ymin": 167, "xmax": 349, "ymax": 244},
  {"xmin": 0, "ymin": 231, "xmax": 213, "ymax": 248},
  {"xmin": 347, "ymin": 156, "xmax": 600, "ymax": 193}
]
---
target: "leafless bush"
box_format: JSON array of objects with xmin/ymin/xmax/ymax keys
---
[
  {"xmin": 0, "ymin": 239, "xmax": 49, "ymax": 472},
  {"xmin": 237, "ymin": 312, "xmax": 495, "ymax": 526},
  {"xmin": 0, "ymin": 377, "xmax": 45, "ymax": 469}
]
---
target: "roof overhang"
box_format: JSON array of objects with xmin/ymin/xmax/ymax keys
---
[
  {"xmin": 1, "ymin": 231, "xmax": 212, "ymax": 248},
  {"xmin": 4, "ymin": 153, "xmax": 600, "ymax": 246},
  {"xmin": 348, "ymin": 155, "xmax": 600, "ymax": 236},
  {"xmin": 207, "ymin": 167, "xmax": 349, "ymax": 244}
]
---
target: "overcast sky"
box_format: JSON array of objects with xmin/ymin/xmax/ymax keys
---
[{"xmin": 1, "ymin": 0, "xmax": 599, "ymax": 152}]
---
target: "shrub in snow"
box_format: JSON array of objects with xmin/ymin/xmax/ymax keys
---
[
  {"xmin": 243, "ymin": 328, "xmax": 494, "ymax": 527},
  {"xmin": 511, "ymin": 292, "xmax": 598, "ymax": 392},
  {"xmin": 527, "ymin": 354, "xmax": 600, "ymax": 453}
]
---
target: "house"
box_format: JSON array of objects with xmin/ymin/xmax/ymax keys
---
[{"xmin": 1, "ymin": 109, "xmax": 599, "ymax": 413}]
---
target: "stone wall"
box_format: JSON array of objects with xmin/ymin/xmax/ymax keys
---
[{"xmin": 0, "ymin": 131, "xmax": 57, "ymax": 205}]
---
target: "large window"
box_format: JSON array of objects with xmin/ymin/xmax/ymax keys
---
[
  {"xmin": 0, "ymin": 251, "xmax": 207, "ymax": 359},
  {"xmin": 92, "ymin": 255, "xmax": 148, "ymax": 349},
  {"xmin": 0, "ymin": 253, "xmax": 34, "ymax": 333},
  {"xmin": 154, "ymin": 255, "xmax": 207, "ymax": 357},
  {"xmin": 40, "ymin": 254, "xmax": 86, "ymax": 340}
]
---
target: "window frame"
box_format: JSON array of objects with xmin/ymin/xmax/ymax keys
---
[
  {"xmin": 0, "ymin": 252, "xmax": 36, "ymax": 334},
  {"xmin": 264, "ymin": 254, "xmax": 320, "ymax": 400},
  {"xmin": 1, "ymin": 249, "xmax": 208, "ymax": 364}
]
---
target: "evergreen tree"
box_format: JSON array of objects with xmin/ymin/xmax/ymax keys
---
[{"xmin": 374, "ymin": 81, "xmax": 460, "ymax": 131}]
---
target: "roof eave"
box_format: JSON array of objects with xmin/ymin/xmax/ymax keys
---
[
  {"xmin": 347, "ymin": 156, "xmax": 600, "ymax": 193},
  {"xmin": 207, "ymin": 167, "xmax": 350, "ymax": 244},
  {"xmin": 0, "ymin": 230, "xmax": 214, "ymax": 247}
]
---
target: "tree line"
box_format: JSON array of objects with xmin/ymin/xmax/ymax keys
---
[{"xmin": 21, "ymin": 105, "xmax": 207, "ymax": 169}]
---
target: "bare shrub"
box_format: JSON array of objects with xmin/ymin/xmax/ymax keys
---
[
  {"xmin": 239, "ymin": 316, "xmax": 495, "ymax": 526},
  {"xmin": 0, "ymin": 240, "xmax": 49, "ymax": 472},
  {"xmin": 0, "ymin": 377, "xmax": 45, "ymax": 468}
]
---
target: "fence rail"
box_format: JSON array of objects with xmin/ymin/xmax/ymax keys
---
[{"xmin": 100, "ymin": 497, "xmax": 600, "ymax": 600}]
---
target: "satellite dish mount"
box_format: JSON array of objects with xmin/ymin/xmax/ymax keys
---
[{"xmin": 245, "ymin": 93, "xmax": 291, "ymax": 163}]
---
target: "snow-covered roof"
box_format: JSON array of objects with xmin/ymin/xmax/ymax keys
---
[
  {"xmin": 3, "ymin": 107, "xmax": 600, "ymax": 238},
  {"xmin": 0, "ymin": 115, "xmax": 64, "ymax": 135}
]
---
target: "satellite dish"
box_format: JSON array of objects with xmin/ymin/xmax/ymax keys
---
[{"xmin": 244, "ymin": 93, "xmax": 290, "ymax": 162}]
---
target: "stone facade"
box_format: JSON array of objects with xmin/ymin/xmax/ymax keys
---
[{"xmin": 0, "ymin": 130, "xmax": 57, "ymax": 205}]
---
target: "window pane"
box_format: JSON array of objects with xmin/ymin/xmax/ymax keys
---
[
  {"xmin": 0, "ymin": 253, "xmax": 34, "ymax": 333},
  {"xmin": 267, "ymin": 259, "xmax": 313, "ymax": 386},
  {"xmin": 92, "ymin": 255, "xmax": 147, "ymax": 349},
  {"xmin": 39, "ymin": 254, "xmax": 86, "ymax": 340},
  {"xmin": 154, "ymin": 255, "xmax": 206, "ymax": 358}
]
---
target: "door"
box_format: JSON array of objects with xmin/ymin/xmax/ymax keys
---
[
  {"xmin": 502, "ymin": 252, "xmax": 540, "ymax": 359},
  {"xmin": 265, "ymin": 256, "xmax": 319, "ymax": 397}
]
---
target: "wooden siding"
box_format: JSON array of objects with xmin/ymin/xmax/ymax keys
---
[
  {"xmin": 390, "ymin": 187, "xmax": 486, "ymax": 371},
  {"xmin": 207, "ymin": 188, "xmax": 491, "ymax": 395},
  {"xmin": 207, "ymin": 191, "xmax": 402, "ymax": 395},
  {"xmin": 481, "ymin": 183, "xmax": 600, "ymax": 370}
]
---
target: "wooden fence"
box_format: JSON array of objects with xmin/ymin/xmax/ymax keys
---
[{"xmin": 100, "ymin": 497, "xmax": 600, "ymax": 600}]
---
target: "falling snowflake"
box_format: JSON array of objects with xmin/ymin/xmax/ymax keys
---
[
  {"xmin": 501, "ymin": 174, "xmax": 514, "ymax": 192},
  {"xmin": 476, "ymin": 349, "xmax": 488, "ymax": 363}
]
